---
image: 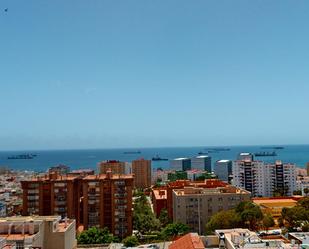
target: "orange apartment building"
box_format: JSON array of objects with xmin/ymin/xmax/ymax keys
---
[
  {"xmin": 82, "ymin": 171, "xmax": 133, "ymax": 238},
  {"xmin": 21, "ymin": 171, "xmax": 133, "ymax": 238},
  {"xmin": 131, "ymin": 159, "xmax": 151, "ymax": 189},
  {"xmin": 21, "ymin": 172, "xmax": 82, "ymax": 222},
  {"xmin": 98, "ymin": 160, "xmax": 126, "ymax": 174}
]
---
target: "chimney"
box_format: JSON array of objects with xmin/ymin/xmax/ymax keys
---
[
  {"xmin": 8, "ymin": 223, "xmax": 12, "ymax": 235},
  {"xmin": 22, "ymin": 222, "xmax": 25, "ymax": 235}
]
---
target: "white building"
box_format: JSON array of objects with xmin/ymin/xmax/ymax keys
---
[
  {"xmin": 170, "ymin": 158, "xmax": 191, "ymax": 171},
  {"xmin": 233, "ymin": 157, "xmax": 297, "ymax": 197},
  {"xmin": 191, "ymin": 156, "xmax": 212, "ymax": 172},
  {"xmin": 237, "ymin": 153, "xmax": 254, "ymax": 161},
  {"xmin": 215, "ymin": 160, "xmax": 232, "ymax": 182}
]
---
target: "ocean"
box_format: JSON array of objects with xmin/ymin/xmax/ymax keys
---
[{"xmin": 0, "ymin": 145, "xmax": 308, "ymax": 172}]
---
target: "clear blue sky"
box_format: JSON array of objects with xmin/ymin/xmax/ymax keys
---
[{"xmin": 1, "ymin": 0, "xmax": 309, "ymax": 150}]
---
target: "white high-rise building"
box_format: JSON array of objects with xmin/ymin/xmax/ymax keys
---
[
  {"xmin": 191, "ymin": 156, "xmax": 211, "ymax": 172},
  {"xmin": 170, "ymin": 158, "xmax": 191, "ymax": 171},
  {"xmin": 233, "ymin": 156, "xmax": 297, "ymax": 197},
  {"xmin": 215, "ymin": 160, "xmax": 232, "ymax": 182}
]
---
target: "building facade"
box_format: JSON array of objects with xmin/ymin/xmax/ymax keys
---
[
  {"xmin": 21, "ymin": 171, "xmax": 133, "ymax": 238},
  {"xmin": 215, "ymin": 160, "xmax": 232, "ymax": 182},
  {"xmin": 0, "ymin": 216, "xmax": 76, "ymax": 249},
  {"xmin": 233, "ymin": 158, "xmax": 297, "ymax": 197},
  {"xmin": 98, "ymin": 160, "xmax": 126, "ymax": 174},
  {"xmin": 170, "ymin": 158, "xmax": 191, "ymax": 171},
  {"xmin": 173, "ymin": 186, "xmax": 250, "ymax": 234},
  {"xmin": 131, "ymin": 159, "xmax": 151, "ymax": 189},
  {"xmin": 82, "ymin": 172, "xmax": 133, "ymax": 238},
  {"xmin": 21, "ymin": 173, "xmax": 82, "ymax": 222},
  {"xmin": 191, "ymin": 156, "xmax": 212, "ymax": 172}
]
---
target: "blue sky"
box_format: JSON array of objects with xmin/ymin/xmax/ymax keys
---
[{"xmin": 1, "ymin": 0, "xmax": 309, "ymax": 150}]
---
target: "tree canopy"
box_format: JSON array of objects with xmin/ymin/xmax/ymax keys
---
[
  {"xmin": 160, "ymin": 222, "xmax": 190, "ymax": 239},
  {"xmin": 77, "ymin": 227, "xmax": 118, "ymax": 245}
]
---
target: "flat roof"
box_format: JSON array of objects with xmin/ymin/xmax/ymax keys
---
[
  {"xmin": 217, "ymin": 160, "xmax": 231, "ymax": 163},
  {"xmin": 84, "ymin": 174, "xmax": 133, "ymax": 180},
  {"xmin": 195, "ymin": 155, "xmax": 210, "ymax": 158},
  {"xmin": 173, "ymin": 158, "xmax": 189, "ymax": 160}
]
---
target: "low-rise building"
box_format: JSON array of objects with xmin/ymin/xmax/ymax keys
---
[
  {"xmin": 0, "ymin": 216, "xmax": 77, "ymax": 249},
  {"xmin": 151, "ymin": 189, "xmax": 167, "ymax": 218},
  {"xmin": 173, "ymin": 185, "xmax": 250, "ymax": 234},
  {"xmin": 215, "ymin": 229, "xmax": 295, "ymax": 249},
  {"xmin": 169, "ymin": 233, "xmax": 204, "ymax": 249},
  {"xmin": 252, "ymin": 197, "xmax": 303, "ymax": 224}
]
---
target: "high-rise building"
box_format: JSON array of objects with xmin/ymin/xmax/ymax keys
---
[
  {"xmin": 237, "ymin": 153, "xmax": 254, "ymax": 161},
  {"xmin": 215, "ymin": 160, "xmax": 232, "ymax": 182},
  {"xmin": 131, "ymin": 159, "xmax": 151, "ymax": 189},
  {"xmin": 170, "ymin": 158, "xmax": 191, "ymax": 171},
  {"xmin": 191, "ymin": 156, "xmax": 211, "ymax": 172},
  {"xmin": 98, "ymin": 160, "xmax": 126, "ymax": 174},
  {"xmin": 21, "ymin": 172, "xmax": 82, "ymax": 222},
  {"xmin": 21, "ymin": 171, "xmax": 134, "ymax": 238},
  {"xmin": 172, "ymin": 185, "xmax": 250, "ymax": 234},
  {"xmin": 82, "ymin": 171, "xmax": 133, "ymax": 239},
  {"xmin": 233, "ymin": 158, "xmax": 296, "ymax": 197}
]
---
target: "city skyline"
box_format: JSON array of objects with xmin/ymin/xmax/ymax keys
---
[{"xmin": 1, "ymin": 0, "xmax": 309, "ymax": 150}]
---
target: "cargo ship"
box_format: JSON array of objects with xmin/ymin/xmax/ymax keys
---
[
  {"xmin": 152, "ymin": 155, "xmax": 168, "ymax": 161},
  {"xmin": 254, "ymin": 151, "xmax": 277, "ymax": 157}
]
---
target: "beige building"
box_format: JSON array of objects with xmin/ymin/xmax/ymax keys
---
[
  {"xmin": 98, "ymin": 160, "xmax": 126, "ymax": 174},
  {"xmin": 131, "ymin": 159, "xmax": 151, "ymax": 189},
  {"xmin": 173, "ymin": 186, "xmax": 250, "ymax": 234},
  {"xmin": 0, "ymin": 216, "xmax": 76, "ymax": 249}
]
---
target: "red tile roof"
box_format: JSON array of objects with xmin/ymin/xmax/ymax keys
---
[{"xmin": 169, "ymin": 233, "xmax": 204, "ymax": 249}]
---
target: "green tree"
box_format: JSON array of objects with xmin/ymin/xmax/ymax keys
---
[
  {"xmin": 133, "ymin": 194, "xmax": 161, "ymax": 234},
  {"xmin": 262, "ymin": 214, "xmax": 275, "ymax": 233},
  {"xmin": 161, "ymin": 223, "xmax": 190, "ymax": 239},
  {"xmin": 122, "ymin": 236, "xmax": 139, "ymax": 247},
  {"xmin": 205, "ymin": 209, "xmax": 240, "ymax": 234},
  {"xmin": 304, "ymin": 188, "xmax": 309, "ymax": 197},
  {"xmin": 77, "ymin": 227, "xmax": 117, "ymax": 245},
  {"xmin": 159, "ymin": 208, "xmax": 171, "ymax": 227},
  {"xmin": 235, "ymin": 201, "xmax": 263, "ymax": 231}
]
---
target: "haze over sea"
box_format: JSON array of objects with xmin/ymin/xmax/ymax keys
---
[{"xmin": 0, "ymin": 144, "xmax": 308, "ymax": 172}]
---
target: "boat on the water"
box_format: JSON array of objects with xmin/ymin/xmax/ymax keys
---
[
  {"xmin": 198, "ymin": 151, "xmax": 208, "ymax": 155},
  {"xmin": 254, "ymin": 151, "xmax": 277, "ymax": 157},
  {"xmin": 152, "ymin": 155, "xmax": 168, "ymax": 161},
  {"xmin": 123, "ymin": 151, "xmax": 141, "ymax": 154},
  {"xmin": 8, "ymin": 154, "xmax": 35, "ymax": 160}
]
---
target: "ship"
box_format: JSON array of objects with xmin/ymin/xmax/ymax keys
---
[
  {"xmin": 261, "ymin": 146, "xmax": 284, "ymax": 150},
  {"xmin": 254, "ymin": 151, "xmax": 277, "ymax": 157},
  {"xmin": 123, "ymin": 151, "xmax": 141, "ymax": 154},
  {"xmin": 152, "ymin": 155, "xmax": 168, "ymax": 161},
  {"xmin": 8, "ymin": 154, "xmax": 35, "ymax": 160},
  {"xmin": 198, "ymin": 151, "xmax": 208, "ymax": 155}
]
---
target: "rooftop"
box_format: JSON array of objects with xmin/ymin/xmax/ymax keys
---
[
  {"xmin": 173, "ymin": 158, "xmax": 189, "ymax": 161},
  {"xmin": 153, "ymin": 189, "xmax": 167, "ymax": 200},
  {"xmin": 84, "ymin": 174, "xmax": 133, "ymax": 180},
  {"xmin": 169, "ymin": 233, "xmax": 204, "ymax": 249},
  {"xmin": 217, "ymin": 160, "xmax": 231, "ymax": 163}
]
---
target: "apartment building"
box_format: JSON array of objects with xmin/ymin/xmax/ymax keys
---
[
  {"xmin": 215, "ymin": 160, "xmax": 232, "ymax": 182},
  {"xmin": 131, "ymin": 159, "xmax": 151, "ymax": 189},
  {"xmin": 0, "ymin": 216, "xmax": 76, "ymax": 249},
  {"xmin": 21, "ymin": 171, "xmax": 133, "ymax": 238},
  {"xmin": 21, "ymin": 173, "xmax": 82, "ymax": 223},
  {"xmin": 82, "ymin": 171, "xmax": 133, "ymax": 239},
  {"xmin": 233, "ymin": 157, "xmax": 297, "ymax": 197},
  {"xmin": 98, "ymin": 160, "xmax": 126, "ymax": 174},
  {"xmin": 173, "ymin": 186, "xmax": 250, "ymax": 234},
  {"xmin": 166, "ymin": 179, "xmax": 234, "ymax": 219},
  {"xmin": 191, "ymin": 156, "xmax": 211, "ymax": 172}
]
